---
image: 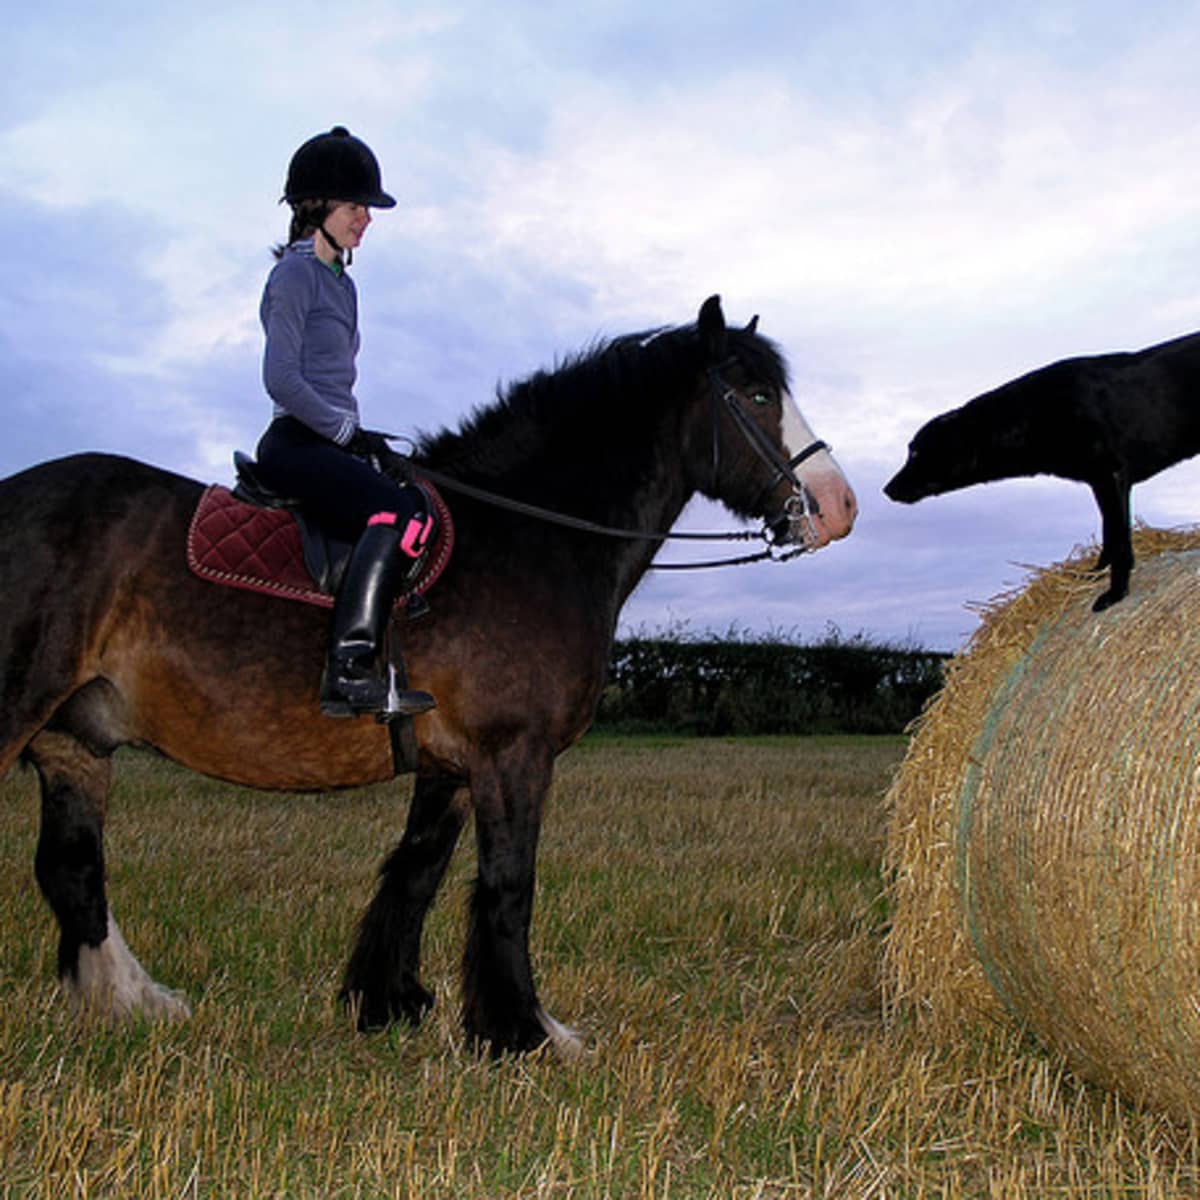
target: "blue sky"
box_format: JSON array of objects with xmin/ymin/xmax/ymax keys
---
[{"xmin": 6, "ymin": 2, "xmax": 1200, "ymax": 650}]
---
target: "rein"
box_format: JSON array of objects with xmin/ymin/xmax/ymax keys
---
[
  {"xmin": 392, "ymin": 366, "xmax": 828, "ymax": 571},
  {"xmin": 410, "ymin": 463, "xmax": 794, "ymax": 569}
]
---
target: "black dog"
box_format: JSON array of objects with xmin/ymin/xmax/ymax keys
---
[{"xmin": 885, "ymin": 330, "xmax": 1200, "ymax": 610}]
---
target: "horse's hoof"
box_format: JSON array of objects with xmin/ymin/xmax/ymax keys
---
[
  {"xmin": 536, "ymin": 1006, "xmax": 586, "ymax": 1061},
  {"xmin": 69, "ymin": 916, "xmax": 192, "ymax": 1022},
  {"xmin": 343, "ymin": 980, "xmax": 434, "ymax": 1032},
  {"xmin": 402, "ymin": 982, "xmax": 437, "ymax": 1024},
  {"xmin": 139, "ymin": 984, "xmax": 193, "ymax": 1022},
  {"xmin": 378, "ymin": 982, "xmax": 435, "ymax": 1030},
  {"xmin": 465, "ymin": 1007, "xmax": 586, "ymax": 1059},
  {"xmin": 67, "ymin": 974, "xmax": 192, "ymax": 1023}
]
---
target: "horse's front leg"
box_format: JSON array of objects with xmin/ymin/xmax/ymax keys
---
[
  {"xmin": 342, "ymin": 774, "xmax": 469, "ymax": 1030},
  {"xmin": 462, "ymin": 742, "xmax": 582, "ymax": 1058}
]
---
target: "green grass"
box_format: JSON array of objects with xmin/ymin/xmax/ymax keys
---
[{"xmin": 0, "ymin": 738, "xmax": 1197, "ymax": 1197}]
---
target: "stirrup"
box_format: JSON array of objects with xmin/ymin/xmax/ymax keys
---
[
  {"xmin": 320, "ymin": 663, "xmax": 435, "ymax": 721},
  {"xmin": 379, "ymin": 664, "xmax": 436, "ymax": 722}
]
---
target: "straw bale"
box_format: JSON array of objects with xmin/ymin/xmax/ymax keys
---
[{"xmin": 883, "ymin": 526, "xmax": 1200, "ymax": 1120}]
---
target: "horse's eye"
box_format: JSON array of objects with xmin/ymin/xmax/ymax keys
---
[{"xmin": 751, "ymin": 391, "xmax": 772, "ymax": 407}]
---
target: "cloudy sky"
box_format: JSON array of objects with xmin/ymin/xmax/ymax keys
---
[{"xmin": 6, "ymin": 1, "xmax": 1200, "ymax": 652}]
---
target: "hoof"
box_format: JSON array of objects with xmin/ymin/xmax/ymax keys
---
[
  {"xmin": 67, "ymin": 978, "xmax": 193, "ymax": 1023},
  {"xmin": 466, "ymin": 1007, "xmax": 586, "ymax": 1059},
  {"xmin": 343, "ymin": 978, "xmax": 435, "ymax": 1031},
  {"xmin": 69, "ymin": 916, "xmax": 191, "ymax": 1022},
  {"xmin": 126, "ymin": 982, "xmax": 192, "ymax": 1023},
  {"xmin": 537, "ymin": 1006, "xmax": 586, "ymax": 1061}
]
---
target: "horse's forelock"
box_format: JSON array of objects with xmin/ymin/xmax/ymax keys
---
[{"xmin": 724, "ymin": 325, "xmax": 791, "ymax": 394}]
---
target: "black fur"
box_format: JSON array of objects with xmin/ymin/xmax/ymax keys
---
[
  {"xmin": 29, "ymin": 737, "xmax": 112, "ymax": 981},
  {"xmin": 417, "ymin": 317, "xmax": 789, "ymax": 516},
  {"xmin": 884, "ymin": 330, "xmax": 1200, "ymax": 610},
  {"xmin": 340, "ymin": 776, "xmax": 467, "ymax": 1028}
]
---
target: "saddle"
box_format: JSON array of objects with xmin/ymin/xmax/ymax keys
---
[{"xmin": 186, "ymin": 452, "xmax": 454, "ymax": 613}]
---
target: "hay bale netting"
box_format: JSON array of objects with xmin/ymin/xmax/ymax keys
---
[{"xmin": 883, "ymin": 527, "xmax": 1200, "ymax": 1120}]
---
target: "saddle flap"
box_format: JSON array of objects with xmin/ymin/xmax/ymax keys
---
[
  {"xmin": 186, "ymin": 480, "xmax": 455, "ymax": 610},
  {"xmin": 293, "ymin": 510, "xmax": 349, "ymax": 595}
]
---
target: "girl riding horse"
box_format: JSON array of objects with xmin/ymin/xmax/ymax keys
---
[
  {"xmin": 0, "ymin": 296, "xmax": 857, "ymax": 1054},
  {"xmin": 256, "ymin": 125, "xmax": 435, "ymax": 718}
]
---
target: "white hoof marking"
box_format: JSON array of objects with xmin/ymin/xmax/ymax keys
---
[
  {"xmin": 536, "ymin": 1006, "xmax": 585, "ymax": 1060},
  {"xmin": 69, "ymin": 912, "xmax": 191, "ymax": 1022}
]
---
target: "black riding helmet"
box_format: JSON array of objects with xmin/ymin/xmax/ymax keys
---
[{"xmin": 283, "ymin": 126, "xmax": 395, "ymax": 208}]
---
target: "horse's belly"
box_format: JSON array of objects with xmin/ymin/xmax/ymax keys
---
[
  {"xmin": 91, "ymin": 575, "xmax": 398, "ymax": 789},
  {"xmin": 143, "ymin": 698, "xmax": 395, "ymax": 789},
  {"xmin": 115, "ymin": 656, "xmax": 396, "ymax": 790}
]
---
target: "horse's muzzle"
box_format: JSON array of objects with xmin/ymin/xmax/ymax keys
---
[
  {"xmin": 771, "ymin": 476, "xmax": 857, "ymax": 552},
  {"xmin": 769, "ymin": 488, "xmax": 825, "ymax": 552}
]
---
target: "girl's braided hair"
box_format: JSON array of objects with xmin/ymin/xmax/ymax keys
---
[{"xmin": 272, "ymin": 199, "xmax": 333, "ymax": 260}]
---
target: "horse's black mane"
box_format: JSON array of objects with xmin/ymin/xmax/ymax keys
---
[{"xmin": 415, "ymin": 319, "xmax": 789, "ymax": 490}]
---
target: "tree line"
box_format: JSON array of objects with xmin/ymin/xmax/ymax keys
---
[{"xmin": 595, "ymin": 627, "xmax": 949, "ymax": 736}]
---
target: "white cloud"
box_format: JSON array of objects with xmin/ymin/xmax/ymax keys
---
[{"xmin": 468, "ymin": 44, "xmax": 1200, "ymax": 323}]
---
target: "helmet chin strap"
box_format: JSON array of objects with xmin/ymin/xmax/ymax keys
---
[{"xmin": 318, "ymin": 222, "xmax": 352, "ymax": 266}]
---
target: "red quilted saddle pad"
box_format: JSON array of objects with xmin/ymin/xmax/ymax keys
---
[{"xmin": 186, "ymin": 483, "xmax": 454, "ymax": 608}]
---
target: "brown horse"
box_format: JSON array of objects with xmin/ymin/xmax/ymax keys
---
[{"xmin": 0, "ymin": 296, "xmax": 856, "ymax": 1056}]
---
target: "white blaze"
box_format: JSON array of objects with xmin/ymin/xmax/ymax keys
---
[{"xmin": 778, "ymin": 390, "xmax": 857, "ymax": 545}]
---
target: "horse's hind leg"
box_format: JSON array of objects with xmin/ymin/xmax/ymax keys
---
[
  {"xmin": 342, "ymin": 773, "xmax": 470, "ymax": 1030},
  {"xmin": 26, "ymin": 730, "xmax": 190, "ymax": 1020}
]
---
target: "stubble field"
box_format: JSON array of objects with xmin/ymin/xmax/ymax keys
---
[{"xmin": 0, "ymin": 736, "xmax": 1197, "ymax": 1197}]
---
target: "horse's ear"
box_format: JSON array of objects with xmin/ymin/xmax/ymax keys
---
[
  {"xmin": 698, "ymin": 294, "xmax": 727, "ymax": 361},
  {"xmin": 744, "ymin": 315, "xmax": 759, "ymax": 336}
]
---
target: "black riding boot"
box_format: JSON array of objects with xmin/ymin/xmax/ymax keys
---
[{"xmin": 319, "ymin": 522, "xmax": 436, "ymax": 719}]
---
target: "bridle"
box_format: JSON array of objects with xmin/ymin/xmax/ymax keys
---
[
  {"xmin": 706, "ymin": 359, "xmax": 828, "ymax": 557},
  {"xmin": 395, "ymin": 360, "xmax": 831, "ymax": 571}
]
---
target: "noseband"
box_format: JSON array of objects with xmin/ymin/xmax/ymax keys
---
[{"xmin": 707, "ymin": 362, "xmax": 828, "ymax": 549}]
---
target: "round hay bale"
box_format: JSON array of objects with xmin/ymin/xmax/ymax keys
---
[{"xmin": 883, "ymin": 527, "xmax": 1200, "ymax": 1120}]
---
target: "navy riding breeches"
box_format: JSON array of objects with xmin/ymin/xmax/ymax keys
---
[{"xmin": 256, "ymin": 416, "xmax": 419, "ymax": 542}]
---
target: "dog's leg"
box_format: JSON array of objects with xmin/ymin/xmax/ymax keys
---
[{"xmin": 1090, "ymin": 471, "xmax": 1132, "ymax": 611}]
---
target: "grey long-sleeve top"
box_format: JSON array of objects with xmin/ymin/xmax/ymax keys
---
[{"xmin": 260, "ymin": 238, "xmax": 361, "ymax": 445}]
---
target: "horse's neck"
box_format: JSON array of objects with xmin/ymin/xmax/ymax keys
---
[
  {"xmin": 591, "ymin": 416, "xmax": 698, "ymax": 611},
  {"xmin": 432, "ymin": 378, "xmax": 695, "ymax": 515},
  {"xmin": 423, "ymin": 368, "xmax": 704, "ymax": 612}
]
